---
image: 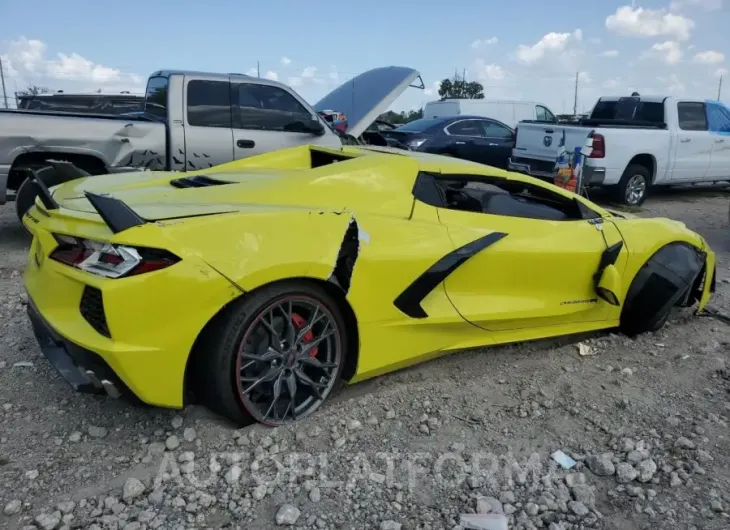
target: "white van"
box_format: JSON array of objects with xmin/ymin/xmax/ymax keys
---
[{"xmin": 422, "ymin": 99, "xmax": 558, "ymax": 129}]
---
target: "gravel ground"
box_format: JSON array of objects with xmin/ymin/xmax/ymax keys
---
[{"xmin": 1, "ymin": 186, "xmax": 729, "ymax": 530}]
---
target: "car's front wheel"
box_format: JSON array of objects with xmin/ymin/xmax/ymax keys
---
[{"xmin": 195, "ymin": 281, "xmax": 348, "ymax": 426}]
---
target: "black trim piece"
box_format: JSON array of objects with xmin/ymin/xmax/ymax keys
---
[
  {"xmin": 84, "ymin": 192, "xmax": 146, "ymax": 234},
  {"xmin": 170, "ymin": 175, "xmax": 234, "ymax": 188},
  {"xmin": 594, "ymin": 241, "xmax": 624, "ymax": 306},
  {"xmin": 30, "ymin": 167, "xmax": 60, "ymax": 210},
  {"xmin": 412, "ymin": 172, "xmax": 447, "ymax": 207},
  {"xmin": 393, "ymin": 231, "xmax": 508, "ymax": 318}
]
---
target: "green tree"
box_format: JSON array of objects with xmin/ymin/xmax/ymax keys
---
[
  {"xmin": 438, "ymin": 73, "xmax": 484, "ymax": 100},
  {"xmin": 15, "ymin": 84, "xmax": 51, "ymax": 97}
]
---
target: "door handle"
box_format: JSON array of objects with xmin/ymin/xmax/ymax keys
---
[
  {"xmin": 715, "ymin": 138, "xmax": 725, "ymax": 143},
  {"xmin": 488, "ymin": 143, "xmax": 498, "ymax": 146},
  {"xmin": 237, "ymin": 139, "xmax": 255, "ymax": 148},
  {"xmin": 545, "ymin": 129, "xmax": 554, "ymax": 133},
  {"xmin": 680, "ymin": 138, "xmax": 691, "ymax": 143},
  {"xmin": 455, "ymin": 141, "xmax": 466, "ymax": 145}
]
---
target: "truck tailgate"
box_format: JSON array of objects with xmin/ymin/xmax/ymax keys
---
[{"xmin": 512, "ymin": 122, "xmax": 591, "ymax": 161}]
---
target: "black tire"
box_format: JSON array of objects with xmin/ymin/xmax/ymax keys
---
[
  {"xmin": 649, "ymin": 311, "xmax": 670, "ymax": 332},
  {"xmin": 615, "ymin": 164, "xmax": 651, "ymax": 206},
  {"xmin": 193, "ymin": 280, "xmax": 349, "ymax": 427}
]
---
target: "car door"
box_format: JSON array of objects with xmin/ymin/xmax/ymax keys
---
[
  {"xmin": 231, "ymin": 80, "xmax": 333, "ymax": 158},
  {"xmin": 670, "ymin": 101, "xmax": 713, "ymax": 181},
  {"xmin": 444, "ymin": 119, "xmax": 493, "ymax": 165},
  {"xmin": 182, "ymin": 77, "xmax": 235, "ymax": 170},
  {"xmin": 706, "ymin": 100, "xmax": 730, "ymax": 179},
  {"xmin": 478, "ymin": 119, "xmax": 515, "ymax": 169},
  {"xmin": 436, "ymin": 192, "xmax": 623, "ymax": 332}
]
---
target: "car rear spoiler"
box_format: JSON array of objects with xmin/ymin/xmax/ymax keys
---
[
  {"xmin": 26, "ymin": 161, "xmax": 146, "ymax": 234},
  {"xmin": 84, "ymin": 192, "xmax": 147, "ymax": 233}
]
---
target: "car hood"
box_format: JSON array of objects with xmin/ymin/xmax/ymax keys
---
[{"xmin": 314, "ymin": 66, "xmax": 421, "ymax": 138}]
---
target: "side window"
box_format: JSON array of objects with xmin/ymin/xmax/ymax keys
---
[
  {"xmin": 677, "ymin": 102, "xmax": 708, "ymax": 131},
  {"xmin": 543, "ymin": 106, "xmax": 557, "ymax": 122},
  {"xmin": 481, "ymin": 120, "xmax": 513, "ymax": 139},
  {"xmin": 535, "ymin": 105, "xmax": 547, "ymax": 121},
  {"xmin": 234, "ymin": 83, "xmax": 312, "ymax": 131},
  {"xmin": 186, "ymin": 80, "xmax": 232, "ymax": 128},
  {"xmin": 145, "ymin": 76, "xmax": 169, "ymax": 119},
  {"xmin": 447, "ymin": 120, "xmax": 485, "ymax": 137}
]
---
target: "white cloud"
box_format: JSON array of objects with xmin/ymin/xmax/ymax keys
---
[
  {"xmin": 287, "ymin": 76, "xmax": 302, "ymax": 87},
  {"xmin": 642, "ymin": 41, "xmax": 684, "ymax": 65},
  {"xmin": 301, "ymin": 66, "xmax": 317, "ymax": 78},
  {"xmin": 471, "ymin": 37, "xmax": 498, "ymax": 49},
  {"xmin": 601, "ymin": 50, "xmax": 620, "ymax": 57},
  {"xmin": 693, "ymin": 50, "xmax": 725, "ymax": 64},
  {"xmin": 578, "ymin": 71, "xmax": 592, "ymax": 84},
  {"xmin": 589, "ymin": 37, "xmax": 602, "ymax": 45},
  {"xmin": 605, "ymin": 5, "xmax": 695, "ymax": 41},
  {"xmin": 280, "ymin": 56, "xmax": 291, "ymax": 66},
  {"xmin": 264, "ymin": 71, "xmax": 278, "ymax": 81},
  {"xmin": 717, "ymin": 67, "xmax": 729, "ymax": 77},
  {"xmin": 670, "ymin": 0, "xmax": 723, "ymax": 11},
  {"xmin": 0, "ymin": 36, "xmax": 141, "ymax": 91},
  {"xmin": 246, "ymin": 67, "xmax": 257, "ymax": 76},
  {"xmin": 603, "ymin": 78, "xmax": 620, "ymax": 89},
  {"xmin": 515, "ymin": 30, "xmax": 583, "ymax": 64},
  {"xmin": 471, "ymin": 60, "xmax": 507, "ymax": 82}
]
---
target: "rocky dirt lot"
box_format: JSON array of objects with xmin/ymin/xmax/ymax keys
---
[{"xmin": 0, "ymin": 187, "xmax": 729, "ymax": 530}]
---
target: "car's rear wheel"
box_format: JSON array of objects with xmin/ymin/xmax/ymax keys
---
[
  {"xmin": 195, "ymin": 281, "xmax": 348, "ymax": 426},
  {"xmin": 615, "ymin": 164, "xmax": 651, "ymax": 206}
]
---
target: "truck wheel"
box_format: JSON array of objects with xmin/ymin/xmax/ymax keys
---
[{"xmin": 616, "ymin": 164, "xmax": 651, "ymax": 206}]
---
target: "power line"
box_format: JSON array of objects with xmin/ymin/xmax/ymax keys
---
[
  {"xmin": 573, "ymin": 71, "xmax": 579, "ymax": 116},
  {"xmin": 718, "ymin": 76, "xmax": 723, "ymax": 100}
]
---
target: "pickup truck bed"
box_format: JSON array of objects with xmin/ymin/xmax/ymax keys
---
[{"xmin": 508, "ymin": 96, "xmax": 730, "ymax": 205}]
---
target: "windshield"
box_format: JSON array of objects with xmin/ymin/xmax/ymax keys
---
[{"xmin": 395, "ymin": 118, "xmax": 443, "ymax": 132}]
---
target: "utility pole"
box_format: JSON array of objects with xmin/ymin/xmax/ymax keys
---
[
  {"xmin": 718, "ymin": 75, "xmax": 723, "ymax": 100},
  {"xmin": 257, "ymin": 61, "xmax": 260, "ymax": 78},
  {"xmin": 0, "ymin": 57, "xmax": 8, "ymax": 109},
  {"xmin": 573, "ymin": 72, "xmax": 579, "ymax": 117}
]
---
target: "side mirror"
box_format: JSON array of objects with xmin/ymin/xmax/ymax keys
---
[
  {"xmin": 596, "ymin": 264, "xmax": 621, "ymax": 306},
  {"xmin": 307, "ymin": 119, "xmax": 325, "ymax": 136}
]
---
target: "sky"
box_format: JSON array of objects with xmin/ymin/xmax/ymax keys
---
[{"xmin": 0, "ymin": 0, "xmax": 728, "ymax": 115}]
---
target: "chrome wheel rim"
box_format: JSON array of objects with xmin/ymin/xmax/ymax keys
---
[
  {"xmin": 235, "ymin": 295, "xmax": 341, "ymax": 425},
  {"xmin": 625, "ymin": 175, "xmax": 646, "ymax": 205}
]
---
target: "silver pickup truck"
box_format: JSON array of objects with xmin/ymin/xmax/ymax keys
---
[{"xmin": 0, "ymin": 66, "xmax": 422, "ymax": 219}]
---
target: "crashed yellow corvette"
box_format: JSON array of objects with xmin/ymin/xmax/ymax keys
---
[{"xmin": 23, "ymin": 145, "xmax": 716, "ymax": 426}]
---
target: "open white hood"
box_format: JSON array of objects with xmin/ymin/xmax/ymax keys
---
[{"xmin": 314, "ymin": 66, "xmax": 422, "ymax": 138}]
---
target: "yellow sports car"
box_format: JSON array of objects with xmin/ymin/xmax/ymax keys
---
[{"xmin": 22, "ymin": 145, "xmax": 716, "ymax": 426}]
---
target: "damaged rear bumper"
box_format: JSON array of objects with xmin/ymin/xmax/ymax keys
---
[{"xmin": 27, "ymin": 296, "xmax": 130, "ymax": 399}]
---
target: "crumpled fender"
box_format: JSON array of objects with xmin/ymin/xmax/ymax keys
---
[{"xmin": 159, "ymin": 208, "xmax": 355, "ymax": 291}]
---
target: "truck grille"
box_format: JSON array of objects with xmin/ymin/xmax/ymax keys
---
[
  {"xmin": 80, "ymin": 286, "xmax": 111, "ymax": 338},
  {"xmin": 170, "ymin": 175, "xmax": 233, "ymax": 188}
]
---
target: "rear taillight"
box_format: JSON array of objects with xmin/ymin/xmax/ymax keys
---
[
  {"xmin": 588, "ymin": 132, "xmax": 605, "ymax": 158},
  {"xmin": 49, "ymin": 234, "xmax": 180, "ymax": 279}
]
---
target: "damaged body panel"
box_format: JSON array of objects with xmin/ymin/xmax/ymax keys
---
[{"xmin": 21, "ymin": 143, "xmax": 718, "ymax": 426}]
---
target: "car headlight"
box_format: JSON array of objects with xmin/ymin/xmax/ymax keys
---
[
  {"xmin": 50, "ymin": 234, "xmax": 180, "ymax": 279},
  {"xmin": 407, "ymin": 138, "xmax": 427, "ymax": 149}
]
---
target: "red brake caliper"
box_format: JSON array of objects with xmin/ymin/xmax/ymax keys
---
[{"xmin": 291, "ymin": 313, "xmax": 319, "ymax": 357}]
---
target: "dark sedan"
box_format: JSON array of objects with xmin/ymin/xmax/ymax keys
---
[{"xmin": 380, "ymin": 115, "xmax": 515, "ymax": 169}]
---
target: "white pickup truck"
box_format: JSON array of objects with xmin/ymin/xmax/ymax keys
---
[{"xmin": 508, "ymin": 96, "xmax": 730, "ymax": 205}]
